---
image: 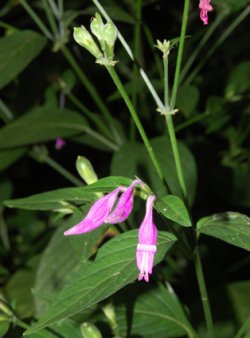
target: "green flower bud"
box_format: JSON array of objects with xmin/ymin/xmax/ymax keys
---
[
  {"xmin": 155, "ymin": 39, "xmax": 171, "ymax": 58},
  {"xmin": 90, "ymin": 13, "xmax": 117, "ymax": 61},
  {"xmin": 80, "ymin": 322, "xmax": 102, "ymax": 338},
  {"xmin": 73, "ymin": 26, "xmax": 102, "ymax": 59},
  {"xmin": 103, "ymin": 22, "xmax": 117, "ymax": 50},
  {"xmin": 76, "ymin": 156, "xmax": 98, "ymax": 185},
  {"xmin": 90, "ymin": 13, "xmax": 104, "ymax": 42}
]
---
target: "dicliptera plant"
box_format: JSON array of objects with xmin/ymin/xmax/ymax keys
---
[{"xmin": 0, "ymin": 1, "xmax": 249, "ymax": 338}]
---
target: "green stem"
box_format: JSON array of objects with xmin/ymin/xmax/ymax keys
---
[
  {"xmin": 132, "ymin": 0, "xmax": 142, "ymax": 107},
  {"xmin": 184, "ymin": 5, "xmax": 250, "ymax": 86},
  {"xmin": 143, "ymin": 24, "xmax": 163, "ymax": 80},
  {"xmin": 60, "ymin": 45, "xmax": 121, "ymax": 145},
  {"xmin": 106, "ymin": 66, "xmax": 164, "ymax": 182},
  {"xmin": 194, "ymin": 250, "xmax": 215, "ymax": 338},
  {"xmin": 43, "ymin": 0, "xmax": 59, "ymax": 39},
  {"xmin": 163, "ymin": 0, "xmax": 190, "ymax": 201},
  {"xmin": 170, "ymin": 0, "xmax": 190, "ymax": 110},
  {"xmin": 0, "ymin": 212, "xmax": 11, "ymax": 251},
  {"xmin": 180, "ymin": 10, "xmax": 227, "ymax": 84},
  {"xmin": 43, "ymin": 156, "xmax": 83, "ymax": 187},
  {"xmin": 84, "ymin": 127, "xmax": 119, "ymax": 151},
  {"xmin": 92, "ymin": 0, "xmax": 165, "ymax": 111},
  {"xmin": 65, "ymin": 91, "xmax": 111, "ymax": 138},
  {"xmin": 176, "ymin": 112, "xmax": 209, "ymax": 132},
  {"xmin": 19, "ymin": 0, "xmax": 53, "ymax": 40},
  {"xmin": 0, "ymin": 98, "xmax": 14, "ymax": 123},
  {"xmin": 163, "ymin": 57, "xmax": 169, "ymax": 109},
  {"xmin": 29, "ymin": 148, "xmax": 82, "ymax": 186},
  {"xmin": 130, "ymin": 0, "xmax": 142, "ymax": 140},
  {"xmin": 15, "ymin": 318, "xmax": 48, "ymax": 337}
]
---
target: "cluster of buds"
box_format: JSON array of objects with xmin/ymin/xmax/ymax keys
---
[
  {"xmin": 73, "ymin": 13, "xmax": 118, "ymax": 66},
  {"xmin": 64, "ymin": 179, "xmax": 158, "ymax": 282}
]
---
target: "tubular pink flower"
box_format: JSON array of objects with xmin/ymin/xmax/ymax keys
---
[
  {"xmin": 105, "ymin": 179, "xmax": 142, "ymax": 224},
  {"xmin": 199, "ymin": 0, "xmax": 213, "ymax": 25},
  {"xmin": 136, "ymin": 195, "xmax": 157, "ymax": 282},
  {"xmin": 64, "ymin": 187, "xmax": 125, "ymax": 235},
  {"xmin": 55, "ymin": 138, "xmax": 66, "ymax": 150}
]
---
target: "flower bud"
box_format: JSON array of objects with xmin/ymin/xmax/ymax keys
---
[
  {"xmin": 73, "ymin": 26, "xmax": 102, "ymax": 59},
  {"xmin": 80, "ymin": 322, "xmax": 102, "ymax": 338},
  {"xmin": 76, "ymin": 156, "xmax": 98, "ymax": 185}
]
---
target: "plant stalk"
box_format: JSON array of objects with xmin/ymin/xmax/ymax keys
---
[
  {"xmin": 106, "ymin": 66, "xmax": 164, "ymax": 182},
  {"xmin": 194, "ymin": 250, "xmax": 215, "ymax": 338},
  {"xmin": 60, "ymin": 45, "xmax": 121, "ymax": 145}
]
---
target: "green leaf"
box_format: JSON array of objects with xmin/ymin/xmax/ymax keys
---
[
  {"xmin": 111, "ymin": 137, "xmax": 197, "ymax": 204},
  {"xmin": 197, "ymin": 212, "xmax": 250, "ymax": 251},
  {"xmin": 227, "ymin": 281, "xmax": 250, "ymax": 324},
  {"xmin": 4, "ymin": 270, "xmax": 35, "ymax": 319},
  {"xmin": 225, "ymin": 61, "xmax": 250, "ymax": 100},
  {"xmin": 29, "ymin": 319, "xmax": 83, "ymax": 338},
  {"xmin": 0, "ymin": 180, "xmax": 12, "ymax": 208},
  {"xmin": 4, "ymin": 176, "xmax": 132, "ymax": 211},
  {"xmin": 5, "ymin": 188, "xmax": 96, "ymax": 211},
  {"xmin": 0, "ymin": 106, "xmax": 88, "ymax": 150},
  {"xmin": 176, "ymin": 85, "xmax": 199, "ymax": 117},
  {"xmin": 24, "ymin": 230, "xmax": 176, "ymax": 335},
  {"xmin": 0, "ymin": 147, "xmax": 27, "ymax": 172},
  {"xmin": 156, "ymin": 195, "xmax": 192, "ymax": 227},
  {"xmin": 0, "ymin": 321, "xmax": 9, "ymax": 338},
  {"xmin": 116, "ymin": 285, "xmax": 196, "ymax": 338},
  {"xmin": 0, "ymin": 30, "xmax": 47, "ymax": 90},
  {"xmin": 34, "ymin": 211, "xmax": 106, "ymax": 316}
]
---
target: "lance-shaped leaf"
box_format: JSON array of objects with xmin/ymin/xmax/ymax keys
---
[
  {"xmin": 156, "ymin": 195, "xmax": 192, "ymax": 227},
  {"xmin": 0, "ymin": 30, "xmax": 47, "ymax": 90},
  {"xmin": 24, "ymin": 230, "xmax": 176, "ymax": 335},
  {"xmin": 197, "ymin": 212, "xmax": 250, "ymax": 251},
  {"xmin": 4, "ymin": 176, "xmax": 132, "ymax": 211},
  {"xmin": 0, "ymin": 106, "xmax": 89, "ymax": 150},
  {"xmin": 116, "ymin": 285, "xmax": 196, "ymax": 338}
]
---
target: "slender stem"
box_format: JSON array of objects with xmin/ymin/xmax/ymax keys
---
[
  {"xmin": 194, "ymin": 250, "xmax": 215, "ymax": 338},
  {"xmin": 180, "ymin": 11, "xmax": 227, "ymax": 84},
  {"xmin": 65, "ymin": 92, "xmax": 111, "ymax": 138},
  {"xmin": 15, "ymin": 318, "xmax": 48, "ymax": 337},
  {"xmin": 130, "ymin": 0, "xmax": 142, "ymax": 140},
  {"xmin": 162, "ymin": 0, "xmax": 190, "ymax": 201},
  {"xmin": 19, "ymin": 0, "xmax": 53, "ymax": 40},
  {"xmin": 163, "ymin": 57, "xmax": 169, "ymax": 109},
  {"xmin": 29, "ymin": 148, "xmax": 83, "ymax": 186},
  {"xmin": 92, "ymin": 0, "xmax": 165, "ymax": 111},
  {"xmin": 84, "ymin": 127, "xmax": 119, "ymax": 151},
  {"xmin": 60, "ymin": 45, "xmax": 122, "ymax": 145},
  {"xmin": 0, "ymin": 98, "xmax": 14, "ymax": 123},
  {"xmin": 58, "ymin": 0, "xmax": 64, "ymax": 15},
  {"xmin": 43, "ymin": 0, "xmax": 59, "ymax": 39},
  {"xmin": 176, "ymin": 112, "xmax": 209, "ymax": 132},
  {"xmin": 143, "ymin": 24, "xmax": 163, "ymax": 80},
  {"xmin": 43, "ymin": 156, "xmax": 83, "ymax": 186},
  {"xmin": 106, "ymin": 66, "xmax": 164, "ymax": 182},
  {"xmin": 0, "ymin": 213, "xmax": 11, "ymax": 251},
  {"xmin": 132, "ymin": 0, "xmax": 142, "ymax": 107},
  {"xmin": 184, "ymin": 5, "xmax": 250, "ymax": 86},
  {"xmin": 235, "ymin": 317, "xmax": 250, "ymax": 338},
  {"xmin": 170, "ymin": 0, "xmax": 190, "ymax": 110}
]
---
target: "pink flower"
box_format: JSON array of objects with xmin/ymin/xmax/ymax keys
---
[
  {"xmin": 105, "ymin": 179, "xmax": 142, "ymax": 224},
  {"xmin": 199, "ymin": 0, "xmax": 213, "ymax": 25},
  {"xmin": 136, "ymin": 195, "xmax": 157, "ymax": 282},
  {"xmin": 64, "ymin": 179, "xmax": 141, "ymax": 235},
  {"xmin": 55, "ymin": 138, "xmax": 66, "ymax": 150}
]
